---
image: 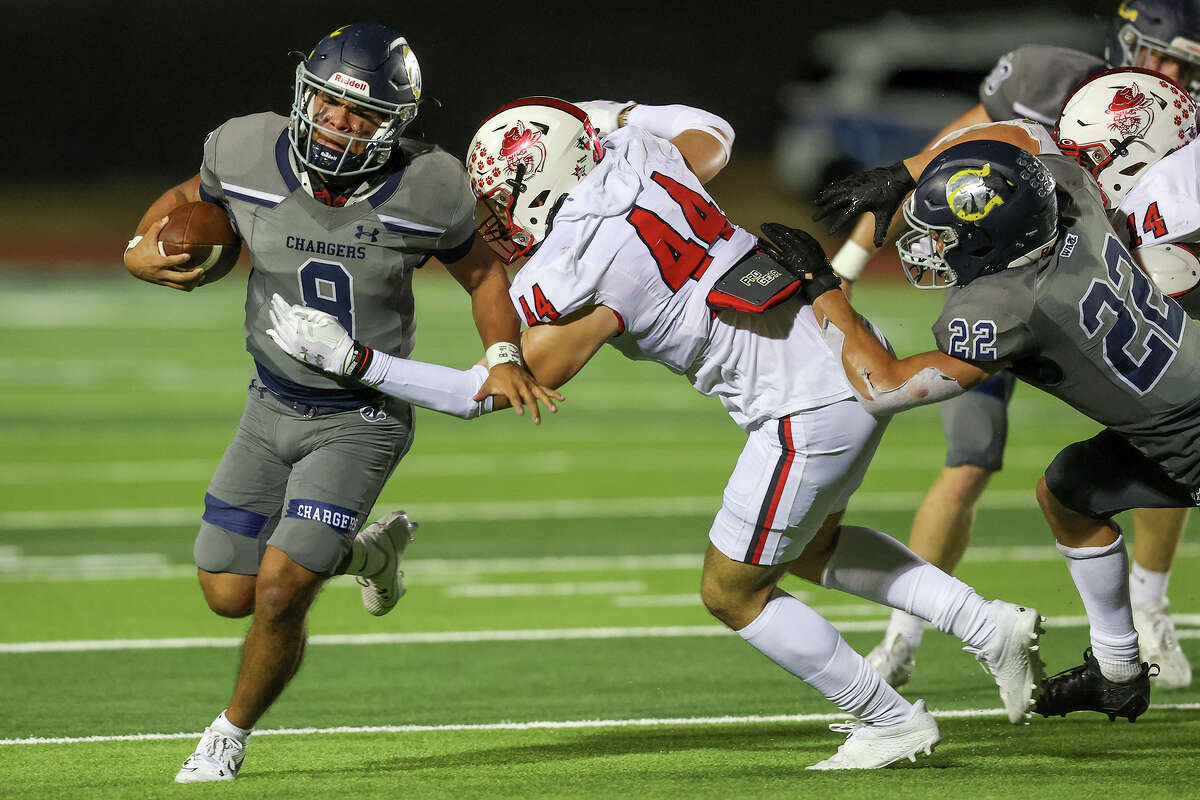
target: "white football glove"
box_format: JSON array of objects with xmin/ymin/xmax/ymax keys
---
[
  {"xmin": 572, "ymin": 99, "xmax": 635, "ymax": 138},
  {"xmin": 265, "ymin": 293, "xmax": 356, "ymax": 376}
]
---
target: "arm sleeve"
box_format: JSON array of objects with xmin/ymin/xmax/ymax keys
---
[
  {"xmin": 359, "ymin": 354, "xmax": 495, "ymax": 419},
  {"xmin": 623, "ymin": 103, "xmax": 735, "ymax": 163}
]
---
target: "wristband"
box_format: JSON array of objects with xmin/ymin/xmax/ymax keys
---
[
  {"xmin": 831, "ymin": 240, "xmax": 871, "ymax": 282},
  {"xmin": 485, "ymin": 341, "xmax": 523, "ymax": 369},
  {"xmin": 346, "ymin": 342, "xmax": 373, "ymax": 381},
  {"xmin": 125, "ymin": 235, "xmax": 143, "ymax": 253}
]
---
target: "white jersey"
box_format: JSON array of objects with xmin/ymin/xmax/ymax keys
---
[
  {"xmin": 508, "ymin": 126, "xmax": 853, "ymax": 430},
  {"xmin": 1116, "ymin": 138, "xmax": 1200, "ymax": 247}
]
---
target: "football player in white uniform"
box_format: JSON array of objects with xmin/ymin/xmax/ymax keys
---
[{"xmin": 267, "ymin": 98, "xmax": 1048, "ymax": 769}]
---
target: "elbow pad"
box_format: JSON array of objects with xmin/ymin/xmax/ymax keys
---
[
  {"xmin": 624, "ymin": 103, "xmax": 734, "ymax": 164},
  {"xmin": 360, "ymin": 355, "xmax": 495, "ymax": 419}
]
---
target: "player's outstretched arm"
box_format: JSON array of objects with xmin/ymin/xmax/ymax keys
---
[
  {"xmin": 123, "ymin": 173, "xmax": 207, "ymax": 291},
  {"xmin": 442, "ymin": 237, "xmax": 565, "ymax": 424},
  {"xmin": 265, "ymin": 295, "xmax": 616, "ymax": 420},
  {"xmin": 759, "ymin": 222, "xmax": 994, "ymax": 414}
]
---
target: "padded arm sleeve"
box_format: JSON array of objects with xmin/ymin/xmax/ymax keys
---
[
  {"xmin": 624, "ymin": 103, "xmax": 734, "ymax": 164},
  {"xmin": 360, "ymin": 353, "xmax": 495, "ymax": 419}
]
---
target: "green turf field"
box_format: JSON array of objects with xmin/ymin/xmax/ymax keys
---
[{"xmin": 1, "ymin": 271, "xmax": 1197, "ymax": 798}]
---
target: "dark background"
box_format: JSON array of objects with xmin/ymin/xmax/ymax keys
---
[{"xmin": 22, "ymin": 0, "xmax": 1107, "ymax": 184}]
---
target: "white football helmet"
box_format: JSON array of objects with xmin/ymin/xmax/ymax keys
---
[
  {"xmin": 1055, "ymin": 67, "xmax": 1198, "ymax": 208},
  {"xmin": 1135, "ymin": 241, "xmax": 1200, "ymax": 318},
  {"xmin": 467, "ymin": 97, "xmax": 604, "ymax": 263}
]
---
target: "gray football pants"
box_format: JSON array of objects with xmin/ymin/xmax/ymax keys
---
[{"xmin": 194, "ymin": 384, "xmax": 414, "ymax": 576}]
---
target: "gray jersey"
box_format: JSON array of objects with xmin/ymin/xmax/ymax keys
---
[
  {"xmin": 980, "ymin": 46, "xmax": 1106, "ymax": 126},
  {"xmin": 200, "ymin": 113, "xmax": 476, "ymax": 401},
  {"xmin": 934, "ymin": 154, "xmax": 1200, "ymax": 488}
]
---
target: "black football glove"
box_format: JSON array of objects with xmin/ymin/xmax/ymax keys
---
[
  {"xmin": 812, "ymin": 161, "xmax": 915, "ymax": 248},
  {"xmin": 759, "ymin": 222, "xmax": 842, "ymax": 303}
]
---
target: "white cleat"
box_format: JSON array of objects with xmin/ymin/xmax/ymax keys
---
[
  {"xmin": 356, "ymin": 509, "xmax": 417, "ymax": 617},
  {"xmin": 174, "ymin": 727, "xmax": 246, "ymax": 783},
  {"xmin": 806, "ymin": 700, "xmax": 940, "ymax": 770},
  {"xmin": 966, "ymin": 600, "xmax": 1045, "ymax": 724},
  {"xmin": 1134, "ymin": 598, "xmax": 1192, "ymax": 689},
  {"xmin": 866, "ymin": 632, "xmax": 917, "ymax": 689}
]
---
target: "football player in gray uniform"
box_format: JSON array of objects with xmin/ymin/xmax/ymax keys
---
[
  {"xmin": 828, "ymin": 0, "xmax": 1200, "ymax": 692},
  {"xmin": 123, "ymin": 23, "xmax": 560, "ymax": 783},
  {"xmin": 807, "ymin": 131, "xmax": 1200, "ymax": 722}
]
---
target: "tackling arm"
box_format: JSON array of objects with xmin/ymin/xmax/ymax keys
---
[
  {"xmin": 813, "ymin": 289, "xmax": 996, "ymax": 415},
  {"xmin": 266, "ymin": 296, "xmax": 618, "ymax": 419},
  {"xmin": 441, "ymin": 237, "xmax": 565, "ymax": 423}
]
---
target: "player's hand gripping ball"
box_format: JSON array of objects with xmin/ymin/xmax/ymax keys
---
[{"xmin": 159, "ymin": 201, "xmax": 242, "ymax": 285}]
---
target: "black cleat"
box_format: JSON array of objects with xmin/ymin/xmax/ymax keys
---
[{"xmin": 1034, "ymin": 648, "xmax": 1158, "ymax": 722}]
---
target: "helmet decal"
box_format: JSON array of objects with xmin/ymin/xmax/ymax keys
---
[
  {"xmin": 946, "ymin": 164, "xmax": 1004, "ymax": 222},
  {"xmin": 397, "ymin": 41, "xmax": 422, "ymax": 100},
  {"xmin": 499, "ymin": 122, "xmax": 548, "ymax": 178},
  {"xmin": 1107, "ymin": 85, "xmax": 1158, "ymax": 137},
  {"xmin": 1117, "ymin": 1, "xmax": 1139, "ymax": 22}
]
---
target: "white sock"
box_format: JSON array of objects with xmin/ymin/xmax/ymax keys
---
[
  {"xmin": 885, "ymin": 609, "xmax": 926, "ymax": 648},
  {"xmin": 1129, "ymin": 561, "xmax": 1170, "ymax": 611},
  {"xmin": 1057, "ymin": 535, "xmax": 1141, "ymax": 682},
  {"xmin": 738, "ymin": 592, "xmax": 911, "ymax": 726},
  {"xmin": 346, "ymin": 537, "xmax": 386, "ymax": 577},
  {"xmin": 820, "ymin": 526, "xmax": 995, "ymax": 650},
  {"xmin": 212, "ymin": 710, "xmax": 251, "ymax": 743}
]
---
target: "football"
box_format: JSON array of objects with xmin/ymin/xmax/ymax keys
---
[{"xmin": 159, "ymin": 201, "xmax": 242, "ymax": 285}]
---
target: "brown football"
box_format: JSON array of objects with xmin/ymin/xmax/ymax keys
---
[{"xmin": 159, "ymin": 201, "xmax": 242, "ymax": 285}]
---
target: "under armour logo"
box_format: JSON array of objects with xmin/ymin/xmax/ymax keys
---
[
  {"xmin": 298, "ymin": 346, "xmax": 326, "ymax": 368},
  {"xmin": 355, "ymin": 226, "xmax": 380, "ymax": 242}
]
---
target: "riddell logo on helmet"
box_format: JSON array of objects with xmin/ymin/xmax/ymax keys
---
[
  {"xmin": 1107, "ymin": 86, "xmax": 1156, "ymax": 138},
  {"xmin": 329, "ymin": 72, "xmax": 371, "ymax": 97}
]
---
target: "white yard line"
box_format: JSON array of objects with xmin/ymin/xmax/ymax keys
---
[
  {"xmin": 4, "ymin": 615, "xmax": 1198, "ymax": 654},
  {"xmin": 4, "ymin": 703, "xmax": 1199, "ymax": 746}
]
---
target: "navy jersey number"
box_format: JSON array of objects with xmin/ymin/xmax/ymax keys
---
[
  {"xmin": 947, "ymin": 318, "xmax": 998, "ymax": 360},
  {"xmin": 1078, "ymin": 234, "xmax": 1185, "ymax": 395},
  {"xmin": 298, "ymin": 259, "xmax": 356, "ymax": 336}
]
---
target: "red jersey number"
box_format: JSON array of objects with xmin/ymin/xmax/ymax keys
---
[
  {"xmin": 627, "ymin": 171, "xmax": 733, "ymax": 292},
  {"xmin": 1126, "ymin": 201, "xmax": 1170, "ymax": 247}
]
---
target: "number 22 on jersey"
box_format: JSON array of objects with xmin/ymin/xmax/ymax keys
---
[
  {"xmin": 626, "ymin": 172, "xmax": 734, "ymax": 291},
  {"xmin": 1079, "ymin": 234, "xmax": 1185, "ymax": 394}
]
